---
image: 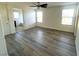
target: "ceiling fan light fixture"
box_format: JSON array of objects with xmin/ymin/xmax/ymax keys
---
[{"xmin": 30, "ymin": 2, "xmax": 48, "ymax": 8}]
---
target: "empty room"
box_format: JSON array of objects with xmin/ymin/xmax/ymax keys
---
[{"xmin": 0, "ymin": 2, "xmax": 79, "ymax": 56}]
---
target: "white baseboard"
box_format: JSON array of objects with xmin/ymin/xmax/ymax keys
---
[
  {"xmin": 24, "ymin": 23, "xmax": 36, "ymax": 30},
  {"xmin": 37, "ymin": 25, "xmax": 73, "ymax": 33}
]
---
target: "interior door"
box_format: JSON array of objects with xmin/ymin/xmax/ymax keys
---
[{"xmin": 12, "ymin": 8, "xmax": 24, "ymax": 26}]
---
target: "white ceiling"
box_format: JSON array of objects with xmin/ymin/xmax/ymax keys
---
[
  {"xmin": 43, "ymin": 2, "xmax": 77, "ymax": 7},
  {"xmin": 23, "ymin": 2, "xmax": 77, "ymax": 7},
  {"xmin": 0, "ymin": 2, "xmax": 78, "ymax": 7}
]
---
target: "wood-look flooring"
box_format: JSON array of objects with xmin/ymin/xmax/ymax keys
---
[{"xmin": 5, "ymin": 27, "xmax": 76, "ymax": 56}]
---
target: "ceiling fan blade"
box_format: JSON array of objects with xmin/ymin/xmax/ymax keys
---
[
  {"xmin": 30, "ymin": 6, "xmax": 37, "ymax": 7},
  {"xmin": 40, "ymin": 4, "xmax": 48, "ymax": 8},
  {"xmin": 42, "ymin": 4, "xmax": 48, "ymax": 5},
  {"xmin": 32, "ymin": 3, "xmax": 37, "ymax": 6}
]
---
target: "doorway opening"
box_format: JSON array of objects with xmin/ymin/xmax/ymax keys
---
[{"xmin": 12, "ymin": 8, "xmax": 24, "ymax": 32}]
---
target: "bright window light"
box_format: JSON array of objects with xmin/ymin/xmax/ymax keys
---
[
  {"xmin": 62, "ymin": 9, "xmax": 74, "ymax": 25},
  {"xmin": 62, "ymin": 17, "xmax": 73, "ymax": 25},
  {"xmin": 37, "ymin": 11, "xmax": 43, "ymax": 23},
  {"xmin": 13, "ymin": 11, "xmax": 19, "ymax": 19}
]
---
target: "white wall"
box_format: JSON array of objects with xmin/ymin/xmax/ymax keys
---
[
  {"xmin": 75, "ymin": 26, "xmax": 79, "ymax": 56},
  {"xmin": 23, "ymin": 6, "xmax": 36, "ymax": 29},
  {"xmin": 0, "ymin": 4, "xmax": 11, "ymax": 35},
  {"xmin": 37, "ymin": 5, "xmax": 77, "ymax": 32},
  {"xmin": 75, "ymin": 4, "xmax": 79, "ymax": 56},
  {"xmin": 75, "ymin": 15, "xmax": 79, "ymax": 55},
  {"xmin": 74, "ymin": 4, "xmax": 79, "ymax": 36},
  {"xmin": 0, "ymin": 13, "xmax": 8, "ymax": 56}
]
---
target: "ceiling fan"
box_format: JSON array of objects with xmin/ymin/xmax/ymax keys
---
[{"xmin": 30, "ymin": 2, "xmax": 48, "ymax": 8}]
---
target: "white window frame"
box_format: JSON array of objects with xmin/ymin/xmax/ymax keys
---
[
  {"xmin": 61, "ymin": 9, "xmax": 74, "ymax": 25},
  {"xmin": 13, "ymin": 11, "xmax": 20, "ymax": 19},
  {"xmin": 37, "ymin": 11, "xmax": 43, "ymax": 23}
]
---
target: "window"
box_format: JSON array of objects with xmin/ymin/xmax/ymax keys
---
[
  {"xmin": 37, "ymin": 11, "xmax": 43, "ymax": 23},
  {"xmin": 62, "ymin": 9, "xmax": 74, "ymax": 25},
  {"xmin": 13, "ymin": 11, "xmax": 19, "ymax": 19}
]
